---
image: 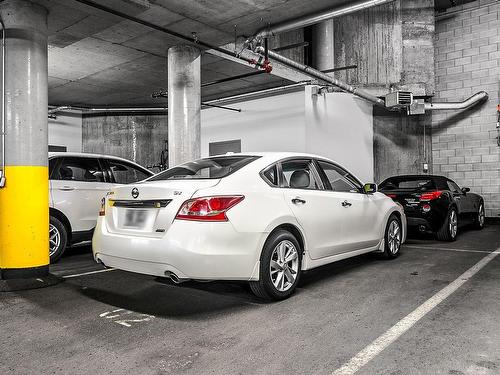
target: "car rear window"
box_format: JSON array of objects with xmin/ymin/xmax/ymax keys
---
[
  {"xmin": 379, "ymin": 177, "xmax": 436, "ymax": 191},
  {"xmin": 148, "ymin": 156, "xmax": 260, "ymax": 181}
]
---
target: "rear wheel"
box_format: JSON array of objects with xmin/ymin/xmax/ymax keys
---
[
  {"xmin": 249, "ymin": 230, "xmax": 302, "ymax": 301},
  {"xmin": 49, "ymin": 216, "xmax": 68, "ymax": 263},
  {"xmin": 473, "ymin": 202, "xmax": 485, "ymax": 230},
  {"xmin": 436, "ymin": 207, "xmax": 458, "ymax": 241},
  {"xmin": 380, "ymin": 214, "xmax": 402, "ymax": 259}
]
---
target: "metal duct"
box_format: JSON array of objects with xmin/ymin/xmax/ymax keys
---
[
  {"xmin": 255, "ymin": 46, "xmax": 385, "ymax": 107},
  {"xmin": 253, "ymin": 0, "xmax": 395, "ymax": 41},
  {"xmin": 424, "ymin": 91, "xmax": 488, "ymax": 111}
]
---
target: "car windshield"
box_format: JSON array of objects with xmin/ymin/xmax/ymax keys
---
[
  {"xmin": 379, "ymin": 177, "xmax": 436, "ymax": 191},
  {"xmin": 148, "ymin": 155, "xmax": 260, "ymax": 181}
]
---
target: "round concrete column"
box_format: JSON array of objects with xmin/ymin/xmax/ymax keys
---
[
  {"xmin": 167, "ymin": 45, "xmax": 201, "ymax": 167},
  {"xmin": 312, "ymin": 19, "xmax": 335, "ymax": 73},
  {"xmin": 0, "ymin": 0, "xmax": 49, "ymax": 279}
]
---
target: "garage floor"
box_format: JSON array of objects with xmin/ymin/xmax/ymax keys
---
[{"xmin": 1, "ymin": 225, "xmax": 499, "ymax": 375}]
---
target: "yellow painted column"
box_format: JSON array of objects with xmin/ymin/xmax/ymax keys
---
[{"xmin": 0, "ymin": 0, "xmax": 49, "ymax": 279}]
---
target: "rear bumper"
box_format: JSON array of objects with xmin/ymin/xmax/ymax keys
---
[
  {"xmin": 92, "ymin": 218, "xmax": 264, "ymax": 281},
  {"xmin": 406, "ymin": 213, "xmax": 443, "ymax": 232}
]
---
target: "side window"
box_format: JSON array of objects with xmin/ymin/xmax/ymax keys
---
[
  {"xmin": 48, "ymin": 157, "xmax": 60, "ymax": 179},
  {"xmin": 108, "ymin": 159, "xmax": 150, "ymax": 184},
  {"xmin": 447, "ymin": 180, "xmax": 462, "ymax": 194},
  {"xmin": 280, "ymin": 159, "xmax": 319, "ymax": 190},
  {"xmin": 52, "ymin": 157, "xmax": 105, "ymax": 183},
  {"xmin": 317, "ymin": 160, "xmax": 359, "ymax": 193},
  {"xmin": 261, "ymin": 164, "xmax": 278, "ymax": 187}
]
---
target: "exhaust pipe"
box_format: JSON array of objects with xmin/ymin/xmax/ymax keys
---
[{"xmin": 164, "ymin": 271, "xmax": 188, "ymax": 284}]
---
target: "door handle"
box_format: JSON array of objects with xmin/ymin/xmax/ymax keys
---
[
  {"xmin": 292, "ymin": 197, "xmax": 306, "ymax": 204},
  {"xmin": 59, "ymin": 186, "xmax": 75, "ymax": 191},
  {"xmin": 341, "ymin": 200, "xmax": 352, "ymax": 207}
]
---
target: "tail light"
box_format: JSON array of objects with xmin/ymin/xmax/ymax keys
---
[
  {"xmin": 420, "ymin": 191, "xmax": 442, "ymax": 201},
  {"xmin": 385, "ymin": 193, "xmax": 397, "ymax": 199},
  {"xmin": 175, "ymin": 196, "xmax": 244, "ymax": 222},
  {"xmin": 99, "ymin": 197, "xmax": 106, "ymax": 216}
]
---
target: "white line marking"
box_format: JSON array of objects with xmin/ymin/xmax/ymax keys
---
[
  {"xmin": 62, "ymin": 268, "xmax": 116, "ymax": 279},
  {"xmin": 332, "ymin": 248, "xmax": 499, "ymax": 375},
  {"xmin": 404, "ymin": 245, "xmax": 500, "ymax": 254}
]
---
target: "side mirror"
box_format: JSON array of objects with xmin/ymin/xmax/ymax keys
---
[
  {"xmin": 462, "ymin": 187, "xmax": 470, "ymax": 194},
  {"xmin": 363, "ymin": 183, "xmax": 377, "ymax": 194}
]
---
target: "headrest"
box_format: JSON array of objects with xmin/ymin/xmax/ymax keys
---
[{"xmin": 290, "ymin": 169, "xmax": 310, "ymax": 189}]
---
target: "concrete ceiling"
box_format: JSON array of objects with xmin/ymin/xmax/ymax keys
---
[{"xmin": 32, "ymin": 0, "xmax": 349, "ymax": 107}]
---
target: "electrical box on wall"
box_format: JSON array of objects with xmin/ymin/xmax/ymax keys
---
[{"xmin": 385, "ymin": 91, "xmax": 413, "ymax": 109}]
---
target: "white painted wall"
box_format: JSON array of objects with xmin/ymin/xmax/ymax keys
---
[
  {"xmin": 201, "ymin": 86, "xmax": 374, "ymax": 183},
  {"xmin": 48, "ymin": 113, "xmax": 82, "ymax": 152},
  {"xmin": 304, "ymin": 89, "xmax": 374, "ymax": 182},
  {"xmin": 201, "ymin": 90, "xmax": 305, "ymax": 156}
]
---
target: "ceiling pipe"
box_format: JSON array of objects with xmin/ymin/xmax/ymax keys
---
[
  {"xmin": 72, "ymin": 0, "xmax": 266, "ymax": 71},
  {"xmin": 255, "ymin": 46, "xmax": 385, "ymax": 107},
  {"xmin": 424, "ymin": 91, "xmax": 488, "ymax": 111},
  {"xmin": 251, "ymin": 0, "xmax": 395, "ymax": 42}
]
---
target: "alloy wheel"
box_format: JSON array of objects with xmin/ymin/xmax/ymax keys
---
[
  {"xmin": 387, "ymin": 219, "xmax": 401, "ymax": 255},
  {"xmin": 449, "ymin": 210, "xmax": 458, "ymax": 238},
  {"xmin": 49, "ymin": 223, "xmax": 61, "ymax": 257},
  {"xmin": 269, "ymin": 240, "xmax": 299, "ymax": 292},
  {"xmin": 478, "ymin": 204, "xmax": 485, "ymax": 227}
]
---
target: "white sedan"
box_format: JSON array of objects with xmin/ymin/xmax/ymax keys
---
[{"xmin": 93, "ymin": 152, "xmax": 406, "ymax": 300}]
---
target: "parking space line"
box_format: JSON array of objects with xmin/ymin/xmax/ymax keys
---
[
  {"xmin": 404, "ymin": 245, "xmax": 500, "ymax": 254},
  {"xmin": 332, "ymin": 248, "xmax": 499, "ymax": 375},
  {"xmin": 62, "ymin": 268, "xmax": 117, "ymax": 279}
]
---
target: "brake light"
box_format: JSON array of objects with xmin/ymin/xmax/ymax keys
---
[
  {"xmin": 385, "ymin": 193, "xmax": 397, "ymax": 199},
  {"xmin": 175, "ymin": 196, "xmax": 244, "ymax": 221},
  {"xmin": 420, "ymin": 191, "xmax": 442, "ymax": 201},
  {"xmin": 99, "ymin": 197, "xmax": 106, "ymax": 216}
]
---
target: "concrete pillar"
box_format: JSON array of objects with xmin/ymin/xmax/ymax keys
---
[
  {"xmin": 312, "ymin": 19, "xmax": 335, "ymax": 72},
  {"xmin": 167, "ymin": 45, "xmax": 201, "ymax": 167},
  {"xmin": 0, "ymin": 0, "xmax": 49, "ymax": 279}
]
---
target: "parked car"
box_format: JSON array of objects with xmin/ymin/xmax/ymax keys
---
[
  {"xmin": 49, "ymin": 152, "xmax": 154, "ymax": 262},
  {"xmin": 379, "ymin": 175, "xmax": 484, "ymax": 241},
  {"xmin": 93, "ymin": 152, "xmax": 406, "ymax": 300}
]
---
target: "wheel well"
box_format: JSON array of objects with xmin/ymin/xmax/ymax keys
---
[
  {"xmin": 268, "ymin": 224, "xmax": 305, "ymax": 252},
  {"xmin": 390, "ymin": 211, "xmax": 402, "ymax": 224},
  {"xmin": 49, "ymin": 208, "xmax": 72, "ymax": 243}
]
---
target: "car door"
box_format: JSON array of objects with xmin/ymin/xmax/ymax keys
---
[
  {"xmin": 315, "ymin": 160, "xmax": 382, "ymax": 254},
  {"xmin": 280, "ymin": 158, "xmax": 348, "ymax": 260},
  {"xmin": 51, "ymin": 156, "xmax": 112, "ymax": 232},
  {"xmin": 447, "ymin": 180, "xmax": 472, "ymax": 220},
  {"xmin": 104, "ymin": 158, "xmax": 152, "ymax": 189}
]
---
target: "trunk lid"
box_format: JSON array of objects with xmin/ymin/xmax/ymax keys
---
[
  {"xmin": 105, "ymin": 179, "xmax": 220, "ymax": 237},
  {"xmin": 382, "ymin": 190, "xmax": 425, "ymax": 214}
]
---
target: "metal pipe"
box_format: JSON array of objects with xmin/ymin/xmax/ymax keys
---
[
  {"xmin": 73, "ymin": 0, "xmax": 265, "ymax": 70},
  {"xmin": 424, "ymin": 91, "xmax": 488, "ymax": 111},
  {"xmin": 253, "ymin": 0, "xmax": 395, "ymax": 40},
  {"xmin": 255, "ymin": 46, "xmax": 385, "ymax": 107},
  {"xmin": 0, "ymin": 20, "xmax": 5, "ymax": 185}
]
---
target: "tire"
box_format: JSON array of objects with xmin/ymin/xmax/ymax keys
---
[
  {"xmin": 436, "ymin": 207, "xmax": 458, "ymax": 242},
  {"xmin": 473, "ymin": 202, "xmax": 485, "ymax": 230},
  {"xmin": 249, "ymin": 230, "xmax": 302, "ymax": 301},
  {"xmin": 380, "ymin": 214, "xmax": 402, "ymax": 259},
  {"xmin": 49, "ymin": 216, "xmax": 68, "ymax": 263}
]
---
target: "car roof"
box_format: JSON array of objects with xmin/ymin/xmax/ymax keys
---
[
  {"xmin": 206, "ymin": 151, "xmax": 338, "ymax": 163},
  {"xmin": 48, "ymin": 152, "xmax": 149, "ymax": 169}
]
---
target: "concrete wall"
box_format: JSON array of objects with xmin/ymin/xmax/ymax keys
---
[
  {"xmin": 48, "ymin": 113, "xmax": 82, "ymax": 152},
  {"xmin": 432, "ymin": 0, "xmax": 500, "ymax": 217},
  {"xmin": 334, "ymin": 0, "xmax": 435, "ymax": 184},
  {"xmin": 82, "ymin": 114, "xmax": 167, "ymax": 170},
  {"xmin": 201, "ymin": 88, "xmax": 374, "ymax": 182}
]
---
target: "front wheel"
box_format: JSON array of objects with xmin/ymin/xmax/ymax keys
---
[
  {"xmin": 49, "ymin": 216, "xmax": 68, "ymax": 263},
  {"xmin": 380, "ymin": 214, "xmax": 402, "ymax": 259},
  {"xmin": 249, "ymin": 230, "xmax": 302, "ymax": 301},
  {"xmin": 473, "ymin": 202, "xmax": 485, "ymax": 230},
  {"xmin": 436, "ymin": 207, "xmax": 458, "ymax": 241}
]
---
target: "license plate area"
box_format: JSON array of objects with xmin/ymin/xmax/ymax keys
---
[{"xmin": 122, "ymin": 209, "xmax": 149, "ymax": 229}]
